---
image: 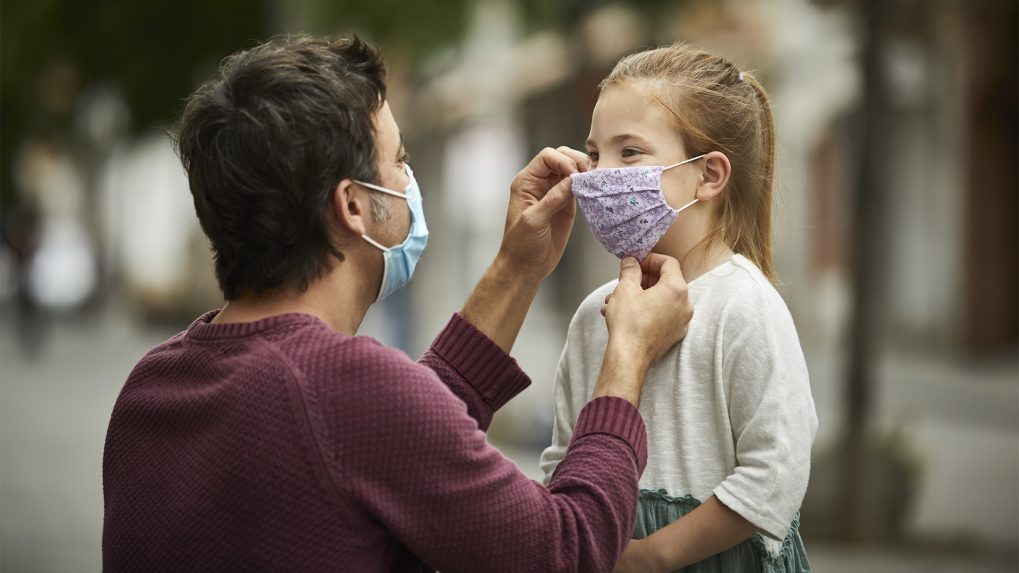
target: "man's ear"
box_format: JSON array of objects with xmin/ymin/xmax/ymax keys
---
[
  {"xmin": 332, "ymin": 179, "xmax": 369, "ymax": 238},
  {"xmin": 696, "ymin": 151, "xmax": 731, "ymax": 201}
]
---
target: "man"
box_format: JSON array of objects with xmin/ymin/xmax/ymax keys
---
[{"xmin": 102, "ymin": 35, "xmax": 694, "ymax": 572}]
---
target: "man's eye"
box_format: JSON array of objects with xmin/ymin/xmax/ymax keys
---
[
  {"xmin": 399, "ymin": 150, "xmax": 411, "ymax": 164},
  {"xmin": 621, "ymin": 148, "xmax": 642, "ymax": 158}
]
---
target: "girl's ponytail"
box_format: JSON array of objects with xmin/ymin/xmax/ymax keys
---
[{"xmin": 739, "ymin": 74, "xmax": 777, "ymax": 282}]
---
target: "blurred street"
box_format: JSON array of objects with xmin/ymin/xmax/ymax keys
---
[
  {"xmin": 2, "ymin": 308, "xmax": 1016, "ymax": 572},
  {"xmin": 2, "ymin": 0, "xmax": 1016, "ymax": 570}
]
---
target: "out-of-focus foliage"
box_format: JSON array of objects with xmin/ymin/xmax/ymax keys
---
[
  {"xmin": 0, "ymin": 0, "xmax": 693, "ymax": 210},
  {"xmin": 291, "ymin": 0, "xmax": 471, "ymax": 59},
  {"xmin": 1, "ymin": 0, "xmax": 269, "ymax": 207}
]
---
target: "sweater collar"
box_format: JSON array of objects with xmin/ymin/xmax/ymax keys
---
[{"xmin": 186, "ymin": 309, "xmax": 327, "ymax": 340}]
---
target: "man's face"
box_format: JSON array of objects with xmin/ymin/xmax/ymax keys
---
[{"xmin": 366, "ymin": 101, "xmax": 412, "ymax": 246}]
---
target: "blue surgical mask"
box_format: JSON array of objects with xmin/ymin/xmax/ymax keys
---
[{"xmin": 355, "ymin": 165, "xmax": 429, "ymax": 301}]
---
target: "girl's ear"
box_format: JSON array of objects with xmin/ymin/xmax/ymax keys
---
[
  {"xmin": 696, "ymin": 151, "xmax": 731, "ymax": 201},
  {"xmin": 332, "ymin": 180, "xmax": 369, "ymax": 238}
]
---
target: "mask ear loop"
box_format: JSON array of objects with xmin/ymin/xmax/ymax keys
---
[
  {"xmin": 357, "ymin": 163, "xmax": 418, "ymax": 251},
  {"xmin": 354, "ymin": 180, "xmax": 407, "ymax": 199},
  {"xmin": 362, "ymin": 234, "xmax": 390, "ymax": 252},
  {"xmin": 663, "ymin": 154, "xmax": 707, "ymax": 171},
  {"xmin": 355, "ymin": 181, "xmax": 401, "ymax": 251},
  {"xmin": 662, "ymin": 154, "xmax": 707, "ymax": 212},
  {"xmin": 675, "ymin": 197, "xmax": 700, "ymax": 213},
  {"xmin": 354, "ymin": 163, "xmax": 414, "ymax": 198}
]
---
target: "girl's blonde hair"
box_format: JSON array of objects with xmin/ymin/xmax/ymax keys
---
[{"xmin": 601, "ymin": 43, "xmax": 777, "ymax": 283}]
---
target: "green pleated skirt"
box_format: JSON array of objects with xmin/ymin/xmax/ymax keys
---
[{"xmin": 632, "ymin": 489, "xmax": 811, "ymax": 573}]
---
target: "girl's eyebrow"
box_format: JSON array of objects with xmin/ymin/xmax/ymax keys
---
[
  {"xmin": 611, "ymin": 133, "xmax": 654, "ymax": 146},
  {"xmin": 586, "ymin": 133, "xmax": 654, "ymax": 148}
]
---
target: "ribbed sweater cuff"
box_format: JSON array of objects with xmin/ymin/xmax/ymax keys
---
[
  {"xmin": 430, "ymin": 313, "xmax": 532, "ymax": 411},
  {"xmin": 571, "ymin": 396, "xmax": 648, "ymax": 472}
]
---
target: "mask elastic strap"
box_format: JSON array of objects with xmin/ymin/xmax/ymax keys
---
[
  {"xmin": 663, "ymin": 154, "xmax": 707, "ymax": 171},
  {"xmin": 676, "ymin": 197, "xmax": 699, "ymax": 213},
  {"xmin": 362, "ymin": 234, "xmax": 390, "ymax": 252},
  {"xmin": 354, "ymin": 180, "xmax": 407, "ymax": 199}
]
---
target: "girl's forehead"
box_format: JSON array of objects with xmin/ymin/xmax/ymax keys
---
[{"xmin": 591, "ymin": 83, "xmax": 678, "ymax": 143}]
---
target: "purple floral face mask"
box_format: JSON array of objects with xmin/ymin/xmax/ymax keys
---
[{"xmin": 570, "ymin": 155, "xmax": 706, "ymax": 260}]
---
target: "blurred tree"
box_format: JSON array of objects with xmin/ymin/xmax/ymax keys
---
[
  {"xmin": 294, "ymin": 0, "xmax": 677, "ymax": 61},
  {"xmin": 291, "ymin": 0, "xmax": 470, "ymax": 62},
  {"xmin": 0, "ymin": 0, "xmax": 683, "ymax": 214},
  {"xmin": 516, "ymin": 0, "xmax": 679, "ymax": 34},
  {"xmin": 1, "ymin": 0, "xmax": 270, "ymax": 209},
  {"xmin": 840, "ymin": 0, "xmax": 888, "ymax": 541}
]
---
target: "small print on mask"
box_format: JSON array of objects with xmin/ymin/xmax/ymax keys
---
[{"xmin": 570, "ymin": 155, "xmax": 704, "ymax": 260}]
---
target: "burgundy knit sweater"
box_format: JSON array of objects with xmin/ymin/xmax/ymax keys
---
[{"xmin": 103, "ymin": 311, "xmax": 648, "ymax": 572}]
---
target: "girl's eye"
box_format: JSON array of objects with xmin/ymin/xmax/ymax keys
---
[
  {"xmin": 586, "ymin": 150, "xmax": 599, "ymax": 162},
  {"xmin": 621, "ymin": 147, "xmax": 642, "ymax": 158}
]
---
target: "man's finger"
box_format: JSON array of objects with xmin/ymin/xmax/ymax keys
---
[
  {"xmin": 618, "ymin": 256, "xmax": 642, "ymax": 286},
  {"xmin": 655, "ymin": 256, "xmax": 684, "ymax": 280},
  {"xmin": 525, "ymin": 177, "xmax": 574, "ymax": 223},
  {"xmin": 556, "ymin": 146, "xmax": 591, "ymax": 172},
  {"xmin": 639, "ymin": 252, "xmax": 672, "ymax": 276},
  {"xmin": 651, "ymin": 256, "xmax": 687, "ymax": 292},
  {"xmin": 527, "ymin": 147, "xmax": 580, "ymax": 180}
]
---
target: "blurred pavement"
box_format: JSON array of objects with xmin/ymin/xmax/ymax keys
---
[{"xmin": 1, "ymin": 309, "xmax": 1016, "ymax": 572}]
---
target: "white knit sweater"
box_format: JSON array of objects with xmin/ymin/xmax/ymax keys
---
[{"xmin": 541, "ymin": 255, "xmax": 818, "ymax": 542}]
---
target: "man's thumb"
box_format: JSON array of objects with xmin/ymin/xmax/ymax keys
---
[
  {"xmin": 618, "ymin": 256, "xmax": 641, "ymax": 286},
  {"xmin": 527, "ymin": 177, "xmax": 573, "ymax": 223}
]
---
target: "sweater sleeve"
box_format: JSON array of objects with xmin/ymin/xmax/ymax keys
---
[
  {"xmin": 332, "ymin": 344, "xmax": 648, "ymax": 573},
  {"xmin": 418, "ymin": 313, "xmax": 531, "ymax": 432},
  {"xmin": 711, "ymin": 290, "xmax": 818, "ymax": 541}
]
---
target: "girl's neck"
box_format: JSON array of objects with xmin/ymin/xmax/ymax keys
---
[{"xmin": 655, "ymin": 237, "xmax": 734, "ymax": 284}]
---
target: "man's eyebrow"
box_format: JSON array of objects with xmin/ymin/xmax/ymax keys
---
[{"xmin": 396, "ymin": 132, "xmax": 405, "ymax": 160}]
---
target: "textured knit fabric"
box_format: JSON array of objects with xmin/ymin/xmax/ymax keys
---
[
  {"xmin": 541, "ymin": 255, "xmax": 818, "ymax": 557},
  {"xmin": 103, "ymin": 311, "xmax": 648, "ymax": 572},
  {"xmin": 633, "ymin": 490, "xmax": 811, "ymax": 572}
]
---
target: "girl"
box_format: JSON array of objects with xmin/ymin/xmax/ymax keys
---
[{"xmin": 540, "ymin": 44, "xmax": 818, "ymax": 572}]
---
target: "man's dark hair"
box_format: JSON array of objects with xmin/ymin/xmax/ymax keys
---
[{"xmin": 173, "ymin": 35, "xmax": 387, "ymax": 300}]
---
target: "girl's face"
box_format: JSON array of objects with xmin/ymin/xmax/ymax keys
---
[{"xmin": 585, "ymin": 82, "xmax": 701, "ymax": 212}]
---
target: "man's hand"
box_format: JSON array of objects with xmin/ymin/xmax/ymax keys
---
[
  {"xmin": 603, "ymin": 254, "xmax": 694, "ymax": 367},
  {"xmin": 462, "ymin": 146, "xmax": 589, "ymax": 353},
  {"xmin": 498, "ymin": 146, "xmax": 590, "ymax": 283},
  {"xmin": 593, "ymin": 254, "xmax": 694, "ymax": 406}
]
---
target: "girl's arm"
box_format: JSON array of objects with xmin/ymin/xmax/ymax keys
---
[
  {"xmin": 613, "ymin": 496, "xmax": 758, "ymax": 573},
  {"xmin": 616, "ymin": 288, "xmax": 818, "ymax": 573}
]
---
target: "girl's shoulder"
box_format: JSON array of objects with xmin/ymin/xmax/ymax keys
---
[{"xmin": 704, "ymin": 255, "xmax": 797, "ymax": 331}]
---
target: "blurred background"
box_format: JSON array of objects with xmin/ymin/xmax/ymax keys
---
[{"xmin": 1, "ymin": 0, "xmax": 1016, "ymax": 571}]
